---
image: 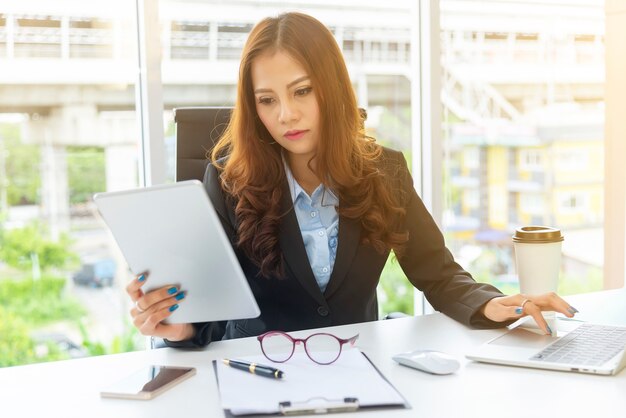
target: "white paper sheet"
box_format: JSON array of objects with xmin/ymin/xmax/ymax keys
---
[{"xmin": 215, "ymin": 349, "xmax": 405, "ymax": 415}]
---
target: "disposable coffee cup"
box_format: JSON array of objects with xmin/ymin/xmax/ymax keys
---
[{"xmin": 513, "ymin": 226, "xmax": 564, "ymax": 334}]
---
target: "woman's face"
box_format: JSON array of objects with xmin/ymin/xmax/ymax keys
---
[{"xmin": 251, "ymin": 50, "xmax": 320, "ymax": 167}]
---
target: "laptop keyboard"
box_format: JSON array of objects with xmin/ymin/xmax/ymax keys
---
[{"xmin": 530, "ymin": 323, "xmax": 626, "ymax": 366}]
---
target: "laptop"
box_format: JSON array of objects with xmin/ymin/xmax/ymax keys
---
[
  {"xmin": 93, "ymin": 180, "xmax": 260, "ymax": 324},
  {"xmin": 466, "ymin": 319, "xmax": 626, "ymax": 375}
]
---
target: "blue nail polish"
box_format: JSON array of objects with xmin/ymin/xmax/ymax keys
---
[
  {"xmin": 546, "ymin": 325, "xmax": 553, "ymax": 335},
  {"xmin": 515, "ymin": 307, "xmax": 523, "ymax": 315},
  {"xmin": 167, "ymin": 287, "xmax": 177, "ymax": 295},
  {"xmin": 175, "ymin": 292, "xmax": 185, "ymax": 301},
  {"xmin": 169, "ymin": 304, "xmax": 179, "ymax": 312},
  {"xmin": 138, "ymin": 274, "xmax": 145, "ymax": 282},
  {"xmin": 569, "ymin": 306, "xmax": 579, "ymax": 314}
]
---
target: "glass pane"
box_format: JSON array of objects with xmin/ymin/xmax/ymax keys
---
[
  {"xmin": 305, "ymin": 334, "xmax": 341, "ymax": 364},
  {"xmin": 0, "ymin": 1, "xmax": 143, "ymax": 367},
  {"xmin": 440, "ymin": 0, "xmax": 605, "ymax": 295},
  {"xmin": 260, "ymin": 332, "xmax": 294, "ymax": 362},
  {"xmin": 159, "ymin": 0, "xmax": 416, "ymax": 317}
]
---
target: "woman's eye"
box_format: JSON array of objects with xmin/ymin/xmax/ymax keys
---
[
  {"xmin": 295, "ymin": 87, "xmax": 312, "ymax": 97},
  {"xmin": 258, "ymin": 97, "xmax": 274, "ymax": 105}
]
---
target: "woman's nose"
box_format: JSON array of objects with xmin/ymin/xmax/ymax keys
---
[{"xmin": 279, "ymin": 101, "xmax": 299, "ymax": 123}]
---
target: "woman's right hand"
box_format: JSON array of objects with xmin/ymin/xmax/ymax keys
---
[{"xmin": 126, "ymin": 272, "xmax": 195, "ymax": 342}]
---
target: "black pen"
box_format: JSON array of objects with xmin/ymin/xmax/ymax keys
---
[{"xmin": 222, "ymin": 359, "xmax": 285, "ymax": 379}]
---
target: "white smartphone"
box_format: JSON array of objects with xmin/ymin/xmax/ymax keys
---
[{"xmin": 100, "ymin": 365, "xmax": 196, "ymax": 400}]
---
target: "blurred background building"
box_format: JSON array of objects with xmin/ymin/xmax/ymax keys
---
[{"xmin": 0, "ymin": 0, "xmax": 606, "ymax": 366}]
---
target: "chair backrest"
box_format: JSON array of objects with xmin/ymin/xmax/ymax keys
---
[{"xmin": 174, "ymin": 107, "xmax": 232, "ymax": 182}]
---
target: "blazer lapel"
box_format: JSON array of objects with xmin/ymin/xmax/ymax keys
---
[
  {"xmin": 278, "ymin": 180, "xmax": 326, "ymax": 306},
  {"xmin": 324, "ymin": 214, "xmax": 361, "ymax": 298}
]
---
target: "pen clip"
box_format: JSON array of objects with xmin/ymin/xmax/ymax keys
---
[{"xmin": 279, "ymin": 397, "xmax": 359, "ymax": 415}]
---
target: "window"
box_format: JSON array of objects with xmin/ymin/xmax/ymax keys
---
[
  {"xmin": 440, "ymin": 0, "xmax": 606, "ymax": 295},
  {"xmin": 556, "ymin": 149, "xmax": 589, "ymax": 171},
  {"xmin": 558, "ymin": 192, "xmax": 587, "ymax": 213},
  {"xmin": 463, "ymin": 147, "xmax": 480, "ymax": 170},
  {"xmin": 520, "ymin": 193, "xmax": 545, "ymax": 215},
  {"xmin": 0, "ymin": 0, "xmax": 423, "ymax": 367},
  {"xmin": 0, "ymin": 2, "xmax": 142, "ymax": 367},
  {"xmin": 519, "ymin": 149, "xmax": 543, "ymax": 171}
]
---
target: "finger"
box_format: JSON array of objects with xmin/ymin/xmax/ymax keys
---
[
  {"xmin": 489, "ymin": 304, "xmax": 527, "ymax": 321},
  {"xmin": 132, "ymin": 291, "xmax": 183, "ymax": 319},
  {"xmin": 511, "ymin": 305, "xmax": 526, "ymax": 317},
  {"xmin": 126, "ymin": 272, "xmax": 149, "ymax": 301},
  {"xmin": 140, "ymin": 284, "xmax": 180, "ymax": 309},
  {"xmin": 532, "ymin": 292, "xmax": 578, "ymax": 318},
  {"xmin": 481, "ymin": 295, "xmax": 522, "ymax": 322},
  {"xmin": 524, "ymin": 301, "xmax": 552, "ymax": 335},
  {"xmin": 500, "ymin": 293, "xmax": 532, "ymax": 309},
  {"xmin": 496, "ymin": 294, "xmax": 529, "ymax": 318},
  {"xmin": 139, "ymin": 304, "xmax": 181, "ymax": 337}
]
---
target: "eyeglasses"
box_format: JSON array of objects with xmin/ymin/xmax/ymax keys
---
[{"xmin": 257, "ymin": 330, "xmax": 359, "ymax": 365}]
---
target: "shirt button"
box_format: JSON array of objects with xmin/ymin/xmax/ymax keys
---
[
  {"xmin": 322, "ymin": 267, "xmax": 329, "ymax": 273},
  {"xmin": 318, "ymin": 230, "xmax": 324, "ymax": 236},
  {"xmin": 310, "ymin": 212, "xmax": 317, "ymax": 217},
  {"xmin": 317, "ymin": 306, "xmax": 329, "ymax": 316}
]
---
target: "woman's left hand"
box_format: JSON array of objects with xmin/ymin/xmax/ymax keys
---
[{"xmin": 481, "ymin": 292, "xmax": 579, "ymax": 335}]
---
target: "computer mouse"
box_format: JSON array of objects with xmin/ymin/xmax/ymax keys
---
[{"xmin": 392, "ymin": 350, "xmax": 461, "ymax": 375}]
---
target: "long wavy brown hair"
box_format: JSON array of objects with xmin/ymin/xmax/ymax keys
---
[{"xmin": 211, "ymin": 12, "xmax": 408, "ymax": 278}]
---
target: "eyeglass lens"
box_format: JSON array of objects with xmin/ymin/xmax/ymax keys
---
[
  {"xmin": 261, "ymin": 332, "xmax": 294, "ymax": 362},
  {"xmin": 304, "ymin": 334, "xmax": 342, "ymax": 364}
]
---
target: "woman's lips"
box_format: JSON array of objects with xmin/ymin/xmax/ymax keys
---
[{"xmin": 284, "ymin": 129, "xmax": 308, "ymax": 141}]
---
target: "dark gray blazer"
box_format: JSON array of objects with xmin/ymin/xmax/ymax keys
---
[{"xmin": 165, "ymin": 147, "xmax": 507, "ymax": 348}]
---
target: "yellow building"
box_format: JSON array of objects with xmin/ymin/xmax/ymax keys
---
[{"xmin": 449, "ymin": 118, "xmax": 603, "ymax": 234}]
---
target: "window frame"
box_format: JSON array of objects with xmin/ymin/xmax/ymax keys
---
[
  {"xmin": 136, "ymin": 1, "xmax": 624, "ymax": 307},
  {"xmin": 604, "ymin": 0, "xmax": 626, "ymax": 289}
]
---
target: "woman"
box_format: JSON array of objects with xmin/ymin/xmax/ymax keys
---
[{"xmin": 126, "ymin": 12, "xmax": 577, "ymax": 347}]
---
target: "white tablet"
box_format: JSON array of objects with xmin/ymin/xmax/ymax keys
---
[{"xmin": 93, "ymin": 180, "xmax": 260, "ymax": 324}]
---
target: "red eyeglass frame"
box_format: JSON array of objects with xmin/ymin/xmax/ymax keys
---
[{"xmin": 257, "ymin": 330, "xmax": 359, "ymax": 365}]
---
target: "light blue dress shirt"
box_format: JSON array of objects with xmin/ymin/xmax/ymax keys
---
[{"xmin": 283, "ymin": 160, "xmax": 339, "ymax": 293}]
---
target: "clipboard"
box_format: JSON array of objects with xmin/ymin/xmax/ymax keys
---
[{"xmin": 212, "ymin": 349, "xmax": 409, "ymax": 417}]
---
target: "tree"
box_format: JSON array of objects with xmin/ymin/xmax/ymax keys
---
[
  {"xmin": 67, "ymin": 146, "xmax": 105, "ymax": 204},
  {"xmin": 0, "ymin": 222, "xmax": 78, "ymax": 272},
  {"xmin": 0, "ymin": 123, "xmax": 41, "ymax": 206}
]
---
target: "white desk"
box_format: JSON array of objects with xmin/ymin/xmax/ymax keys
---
[{"xmin": 2, "ymin": 288, "xmax": 625, "ymax": 418}]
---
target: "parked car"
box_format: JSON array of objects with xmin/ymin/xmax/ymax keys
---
[
  {"xmin": 72, "ymin": 259, "xmax": 116, "ymax": 287},
  {"xmin": 31, "ymin": 332, "xmax": 88, "ymax": 359}
]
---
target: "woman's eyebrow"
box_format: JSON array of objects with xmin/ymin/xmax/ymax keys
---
[
  {"xmin": 286, "ymin": 75, "xmax": 310, "ymax": 88},
  {"xmin": 254, "ymin": 75, "xmax": 310, "ymax": 94}
]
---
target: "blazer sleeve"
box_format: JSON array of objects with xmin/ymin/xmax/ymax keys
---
[
  {"xmin": 163, "ymin": 162, "xmax": 231, "ymax": 348},
  {"xmin": 391, "ymin": 151, "xmax": 512, "ymax": 329}
]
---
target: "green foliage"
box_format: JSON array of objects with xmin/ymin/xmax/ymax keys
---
[
  {"xmin": 78, "ymin": 320, "xmax": 143, "ymax": 357},
  {"xmin": 0, "ymin": 306, "xmax": 69, "ymax": 367},
  {"xmin": 0, "ymin": 222, "xmax": 79, "ymax": 271},
  {"xmin": 66, "ymin": 146, "xmax": 105, "ymax": 204},
  {"xmin": 0, "ymin": 276, "xmax": 85, "ymax": 326},
  {"xmin": 0, "ymin": 306, "xmax": 38, "ymax": 367},
  {"xmin": 378, "ymin": 254, "xmax": 414, "ymax": 317},
  {"xmin": 0, "ymin": 277, "xmax": 84, "ymax": 367},
  {"xmin": 0, "ymin": 275, "xmax": 143, "ymax": 366},
  {"xmin": 0, "ymin": 124, "xmax": 41, "ymax": 206}
]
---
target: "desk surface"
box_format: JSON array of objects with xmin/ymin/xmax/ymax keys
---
[{"xmin": 2, "ymin": 288, "xmax": 625, "ymax": 418}]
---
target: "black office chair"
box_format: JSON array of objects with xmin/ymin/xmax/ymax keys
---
[
  {"xmin": 174, "ymin": 107, "xmax": 232, "ymax": 182},
  {"xmin": 173, "ymin": 106, "xmax": 408, "ymax": 321}
]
